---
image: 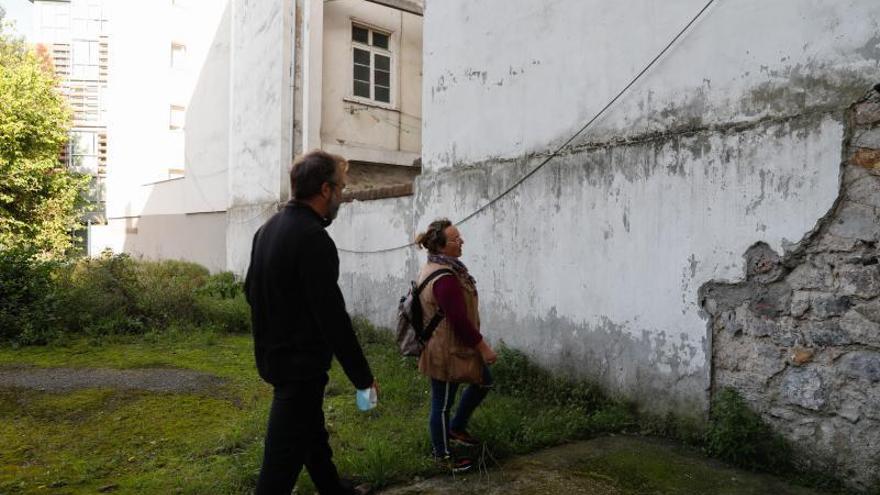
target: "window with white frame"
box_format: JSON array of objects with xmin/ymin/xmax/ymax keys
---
[{"xmin": 351, "ymin": 24, "xmax": 391, "ymax": 104}]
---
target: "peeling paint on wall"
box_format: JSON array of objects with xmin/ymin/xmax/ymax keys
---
[
  {"xmin": 336, "ymin": 0, "xmax": 880, "ymax": 427},
  {"xmin": 701, "ymin": 89, "xmax": 880, "ymax": 490}
]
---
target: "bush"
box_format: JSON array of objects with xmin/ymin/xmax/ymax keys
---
[
  {"xmin": 136, "ymin": 259, "xmax": 210, "ymax": 326},
  {"xmin": 195, "ymin": 293, "xmax": 251, "ymax": 334},
  {"xmin": 55, "ymin": 252, "xmax": 146, "ymax": 334},
  {"xmin": 706, "ymin": 387, "xmax": 792, "ymax": 472},
  {"xmin": 0, "ymin": 251, "xmax": 252, "ymax": 344},
  {"xmin": 197, "ymin": 271, "xmax": 243, "ymax": 299},
  {"xmin": 0, "ymin": 248, "xmax": 59, "ymax": 344}
]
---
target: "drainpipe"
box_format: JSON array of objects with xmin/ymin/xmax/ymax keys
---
[{"xmin": 289, "ymin": 0, "xmax": 297, "ymax": 164}]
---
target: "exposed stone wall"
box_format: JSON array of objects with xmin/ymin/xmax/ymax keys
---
[{"xmin": 701, "ymin": 86, "xmax": 880, "ymax": 490}]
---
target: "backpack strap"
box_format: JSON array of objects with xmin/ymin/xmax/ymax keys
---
[
  {"xmin": 414, "ymin": 268, "xmax": 455, "ymax": 341},
  {"xmin": 415, "ymin": 268, "xmax": 455, "ymax": 296}
]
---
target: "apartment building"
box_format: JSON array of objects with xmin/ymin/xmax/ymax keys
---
[{"xmin": 31, "ymin": 0, "xmax": 109, "ymax": 224}]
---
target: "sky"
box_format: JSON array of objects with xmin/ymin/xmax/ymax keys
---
[{"xmin": 0, "ymin": 0, "xmax": 33, "ymax": 41}]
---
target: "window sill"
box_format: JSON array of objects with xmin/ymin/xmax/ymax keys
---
[{"xmin": 343, "ymin": 96, "xmax": 399, "ymax": 112}]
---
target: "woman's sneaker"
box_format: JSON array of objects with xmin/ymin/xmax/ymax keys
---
[
  {"xmin": 448, "ymin": 429, "xmax": 480, "ymax": 447},
  {"xmin": 434, "ymin": 453, "xmax": 474, "ymax": 474}
]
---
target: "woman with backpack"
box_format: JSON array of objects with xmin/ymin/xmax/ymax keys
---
[{"xmin": 414, "ymin": 218, "xmax": 498, "ymax": 473}]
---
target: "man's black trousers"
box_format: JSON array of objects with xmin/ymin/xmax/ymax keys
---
[{"xmin": 255, "ymin": 374, "xmax": 354, "ymax": 495}]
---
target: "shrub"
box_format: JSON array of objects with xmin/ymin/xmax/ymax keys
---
[
  {"xmin": 195, "ymin": 293, "xmax": 251, "ymax": 334},
  {"xmin": 8, "ymin": 253, "xmax": 254, "ymax": 341},
  {"xmin": 706, "ymin": 387, "xmax": 792, "ymax": 472},
  {"xmin": 136, "ymin": 259, "xmax": 210, "ymax": 326},
  {"xmin": 0, "ymin": 248, "xmax": 59, "ymax": 344},
  {"xmin": 197, "ymin": 271, "xmax": 243, "ymax": 299},
  {"xmin": 55, "ymin": 252, "xmax": 145, "ymax": 334}
]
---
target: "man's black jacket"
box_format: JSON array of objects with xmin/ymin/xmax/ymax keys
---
[{"xmin": 244, "ymin": 201, "xmax": 373, "ymax": 390}]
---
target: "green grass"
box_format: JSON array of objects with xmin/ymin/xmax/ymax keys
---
[
  {"xmin": 0, "ymin": 324, "xmax": 633, "ymax": 494},
  {"xmin": 0, "ymin": 331, "xmax": 267, "ymax": 494}
]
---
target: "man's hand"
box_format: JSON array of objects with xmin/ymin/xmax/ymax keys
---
[{"xmin": 477, "ymin": 341, "xmax": 498, "ymax": 365}]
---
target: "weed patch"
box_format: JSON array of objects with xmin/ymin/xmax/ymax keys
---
[{"xmin": 0, "ymin": 251, "xmax": 250, "ymax": 345}]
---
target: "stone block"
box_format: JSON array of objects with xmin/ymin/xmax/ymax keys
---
[
  {"xmin": 733, "ymin": 305, "xmax": 781, "ymax": 337},
  {"xmin": 852, "ymin": 127, "xmax": 880, "ymax": 149},
  {"xmin": 780, "ymin": 367, "xmax": 828, "ymax": 411},
  {"xmin": 749, "ymin": 282, "xmax": 792, "ymax": 318},
  {"xmin": 854, "ymin": 101, "xmax": 880, "ymax": 125},
  {"xmin": 850, "ymin": 148, "xmax": 880, "ymax": 170},
  {"xmin": 790, "ymin": 291, "xmax": 811, "ymax": 317},
  {"xmin": 745, "ymin": 243, "xmax": 785, "ymax": 283},
  {"xmin": 854, "ymin": 299, "xmax": 880, "ymax": 323},
  {"xmin": 844, "ymin": 173, "xmax": 880, "ymax": 205},
  {"xmin": 836, "ymin": 403, "xmax": 861, "ymax": 423},
  {"xmin": 800, "ymin": 319, "xmax": 851, "ymax": 347},
  {"xmin": 787, "ymin": 263, "xmax": 831, "ymax": 291},
  {"xmin": 790, "ymin": 346, "xmax": 814, "ymax": 366},
  {"xmin": 839, "ymin": 351, "xmax": 880, "ymax": 383},
  {"xmin": 827, "ymin": 202, "xmax": 880, "ymax": 241},
  {"xmin": 837, "ymin": 264, "xmax": 880, "ymax": 298},
  {"xmin": 840, "ymin": 309, "xmax": 880, "ymax": 347},
  {"xmin": 811, "ymin": 295, "xmax": 853, "ymax": 319}
]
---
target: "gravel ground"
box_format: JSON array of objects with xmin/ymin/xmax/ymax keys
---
[{"xmin": 0, "ymin": 366, "xmax": 227, "ymax": 394}]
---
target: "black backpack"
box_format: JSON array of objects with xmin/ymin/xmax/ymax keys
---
[{"xmin": 396, "ymin": 268, "xmax": 455, "ymax": 356}]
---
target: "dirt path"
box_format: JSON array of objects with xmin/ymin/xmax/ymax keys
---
[
  {"xmin": 379, "ymin": 435, "xmax": 822, "ymax": 495},
  {"xmin": 0, "ymin": 365, "xmax": 226, "ymax": 394}
]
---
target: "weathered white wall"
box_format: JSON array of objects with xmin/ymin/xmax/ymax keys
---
[
  {"xmin": 329, "ymin": 196, "xmax": 417, "ymax": 328},
  {"xmin": 226, "ymin": 0, "xmax": 296, "ymax": 274},
  {"xmin": 92, "ymin": 213, "xmax": 227, "ymax": 272},
  {"xmin": 102, "ymin": 0, "xmax": 231, "ymax": 270},
  {"xmin": 107, "ymin": 0, "xmax": 230, "ymax": 216},
  {"xmin": 422, "ymin": 0, "xmax": 880, "ymax": 171},
  {"xmin": 320, "ymin": 0, "xmax": 422, "ymax": 166},
  {"xmin": 338, "ymin": 0, "xmax": 880, "ymax": 416}
]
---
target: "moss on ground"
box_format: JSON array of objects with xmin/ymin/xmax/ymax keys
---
[{"xmin": 0, "ymin": 328, "xmax": 848, "ymax": 494}]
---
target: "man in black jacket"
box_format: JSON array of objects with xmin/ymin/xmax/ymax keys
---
[{"xmin": 245, "ymin": 150, "xmax": 377, "ymax": 495}]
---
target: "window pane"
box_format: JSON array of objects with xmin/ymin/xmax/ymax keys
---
[
  {"xmin": 374, "ymin": 86, "xmax": 390, "ymax": 103},
  {"xmin": 353, "ymin": 64, "xmax": 370, "ymax": 82},
  {"xmin": 374, "ymin": 54, "xmax": 390, "ymax": 71},
  {"xmin": 353, "ymin": 48, "xmax": 370, "ymax": 66},
  {"xmin": 374, "ymin": 69, "xmax": 390, "ymax": 87},
  {"xmin": 353, "ymin": 80, "xmax": 370, "ymax": 98},
  {"xmin": 372, "ymin": 32, "xmax": 389, "ymax": 49},
  {"xmin": 352, "ymin": 25, "xmax": 369, "ymax": 43}
]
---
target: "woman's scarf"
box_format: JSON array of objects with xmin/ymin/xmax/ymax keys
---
[{"xmin": 428, "ymin": 253, "xmax": 477, "ymax": 294}]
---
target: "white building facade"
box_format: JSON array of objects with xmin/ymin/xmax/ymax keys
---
[{"xmin": 90, "ymin": 0, "xmax": 423, "ymax": 271}]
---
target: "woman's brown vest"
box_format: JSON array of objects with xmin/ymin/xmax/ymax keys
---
[{"xmin": 417, "ymin": 262, "xmax": 484, "ymax": 384}]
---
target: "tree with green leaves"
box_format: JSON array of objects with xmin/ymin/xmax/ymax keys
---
[{"xmin": 0, "ymin": 19, "xmax": 87, "ymax": 257}]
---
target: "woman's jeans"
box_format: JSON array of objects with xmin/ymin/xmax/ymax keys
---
[{"xmin": 429, "ymin": 365, "xmax": 492, "ymax": 456}]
